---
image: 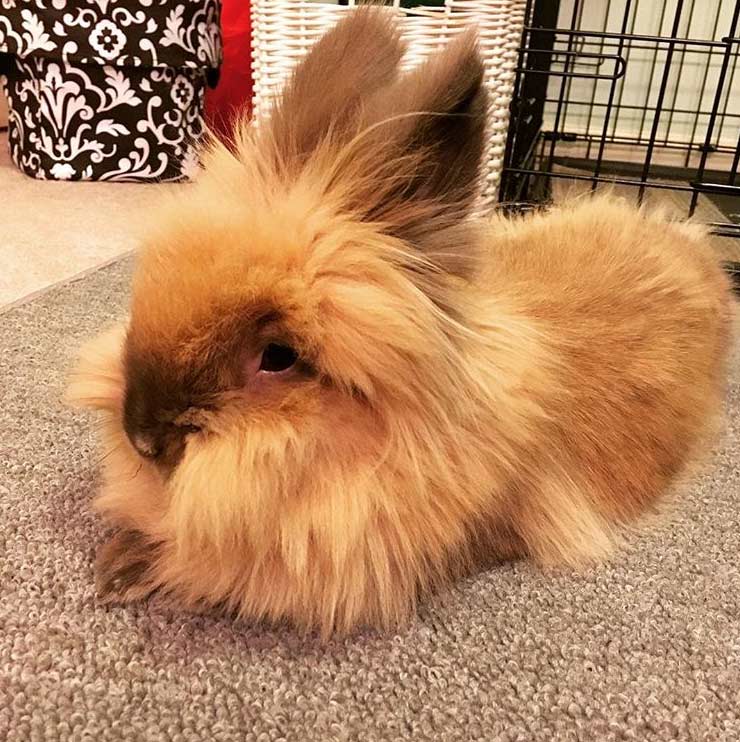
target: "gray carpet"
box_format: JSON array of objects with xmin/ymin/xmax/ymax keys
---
[{"xmin": 1, "ymin": 258, "xmax": 739, "ymax": 742}]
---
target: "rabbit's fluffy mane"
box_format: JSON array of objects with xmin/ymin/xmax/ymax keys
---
[
  {"xmin": 69, "ymin": 12, "xmax": 519, "ymax": 634},
  {"xmin": 67, "ymin": 8, "xmax": 733, "ymax": 637}
]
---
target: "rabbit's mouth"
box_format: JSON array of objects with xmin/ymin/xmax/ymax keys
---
[{"xmin": 126, "ymin": 419, "xmax": 201, "ymax": 475}]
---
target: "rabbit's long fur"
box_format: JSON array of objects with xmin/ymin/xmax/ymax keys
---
[{"xmin": 67, "ymin": 8, "xmax": 733, "ymax": 636}]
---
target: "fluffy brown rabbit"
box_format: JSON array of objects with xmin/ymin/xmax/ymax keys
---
[{"xmin": 67, "ymin": 7, "xmax": 733, "ymax": 636}]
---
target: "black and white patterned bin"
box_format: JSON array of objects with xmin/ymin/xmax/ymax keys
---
[{"xmin": 0, "ymin": 2, "xmax": 221, "ymax": 181}]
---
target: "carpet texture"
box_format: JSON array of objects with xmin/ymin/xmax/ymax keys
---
[{"xmin": 1, "ymin": 259, "xmax": 739, "ymax": 742}]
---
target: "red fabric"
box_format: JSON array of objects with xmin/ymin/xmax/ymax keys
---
[{"xmin": 205, "ymin": 1, "xmax": 253, "ymax": 139}]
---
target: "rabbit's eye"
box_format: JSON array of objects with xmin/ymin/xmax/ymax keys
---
[{"xmin": 259, "ymin": 343, "xmax": 298, "ymax": 373}]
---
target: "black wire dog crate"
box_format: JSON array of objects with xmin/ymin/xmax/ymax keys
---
[{"xmin": 501, "ymin": 0, "xmax": 740, "ymax": 273}]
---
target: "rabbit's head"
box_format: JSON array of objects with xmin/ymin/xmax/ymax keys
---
[{"xmin": 70, "ymin": 8, "xmax": 492, "ymax": 631}]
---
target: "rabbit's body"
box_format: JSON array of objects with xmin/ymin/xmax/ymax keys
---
[
  {"xmin": 68, "ymin": 9, "xmax": 733, "ymax": 636},
  {"xmin": 474, "ymin": 201, "xmax": 731, "ymax": 562}
]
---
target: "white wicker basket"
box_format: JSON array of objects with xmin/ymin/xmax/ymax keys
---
[{"xmin": 251, "ymin": 0, "xmax": 526, "ymax": 209}]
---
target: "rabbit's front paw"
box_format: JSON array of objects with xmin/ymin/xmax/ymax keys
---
[{"xmin": 95, "ymin": 529, "xmax": 161, "ymax": 604}]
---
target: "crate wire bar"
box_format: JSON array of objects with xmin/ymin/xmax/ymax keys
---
[{"xmin": 500, "ymin": 0, "xmax": 740, "ymax": 240}]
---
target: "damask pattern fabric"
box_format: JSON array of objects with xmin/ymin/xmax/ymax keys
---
[{"xmin": 0, "ymin": 1, "xmax": 222, "ymax": 181}]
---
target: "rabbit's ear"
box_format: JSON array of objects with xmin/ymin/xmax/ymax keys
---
[
  {"xmin": 349, "ymin": 31, "xmax": 488, "ymax": 276},
  {"xmin": 265, "ymin": 6, "xmax": 405, "ymax": 166}
]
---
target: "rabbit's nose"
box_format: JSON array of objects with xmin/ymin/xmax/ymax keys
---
[{"xmin": 129, "ymin": 431, "xmax": 163, "ymax": 460}]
